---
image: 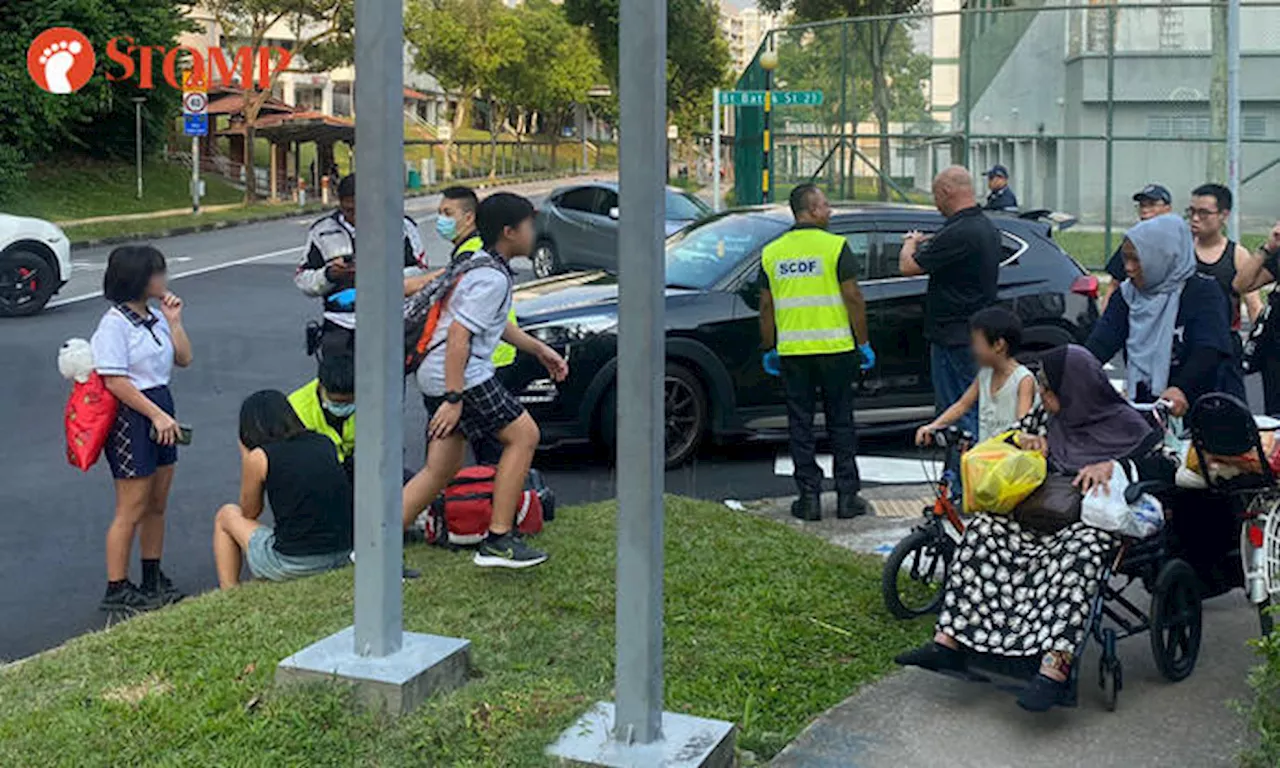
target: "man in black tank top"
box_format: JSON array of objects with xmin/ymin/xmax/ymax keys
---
[{"xmin": 1188, "ymin": 184, "xmax": 1262, "ymax": 341}]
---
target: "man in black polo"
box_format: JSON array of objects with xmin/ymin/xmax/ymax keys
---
[{"xmin": 899, "ymin": 166, "xmax": 1001, "ymax": 436}]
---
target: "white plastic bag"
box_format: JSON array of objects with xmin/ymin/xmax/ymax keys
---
[{"xmin": 1080, "ymin": 461, "xmax": 1165, "ymax": 538}]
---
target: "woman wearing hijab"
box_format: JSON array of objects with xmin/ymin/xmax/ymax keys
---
[
  {"xmin": 896, "ymin": 346, "xmax": 1170, "ymax": 712},
  {"xmin": 1086, "ymin": 212, "xmax": 1243, "ymax": 413}
]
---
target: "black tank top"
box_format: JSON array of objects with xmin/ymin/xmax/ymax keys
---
[
  {"xmin": 1197, "ymin": 239, "xmax": 1240, "ymax": 329},
  {"xmin": 262, "ymin": 432, "xmax": 354, "ymax": 557}
]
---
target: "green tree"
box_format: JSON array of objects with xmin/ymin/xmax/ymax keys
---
[
  {"xmin": 563, "ymin": 0, "xmax": 730, "ymax": 150},
  {"xmin": 201, "ymin": 0, "xmax": 354, "ymax": 202},
  {"xmin": 758, "ymin": 0, "xmax": 926, "ymax": 199},
  {"xmin": 502, "ymin": 0, "xmax": 601, "ymax": 169},
  {"xmin": 0, "ymin": 0, "xmax": 194, "ymax": 203}
]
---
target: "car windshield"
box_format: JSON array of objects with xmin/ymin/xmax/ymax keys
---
[
  {"xmin": 665, "ymin": 191, "xmax": 712, "ymax": 221},
  {"xmin": 664, "ymin": 214, "xmax": 789, "ymax": 289}
]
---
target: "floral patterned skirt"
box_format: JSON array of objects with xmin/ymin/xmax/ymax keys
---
[{"xmin": 937, "ymin": 514, "xmax": 1118, "ymax": 657}]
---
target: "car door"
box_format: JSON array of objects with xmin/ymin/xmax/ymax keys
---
[
  {"xmin": 586, "ymin": 188, "xmax": 621, "ymax": 270},
  {"xmin": 863, "ymin": 222, "xmax": 943, "ymax": 416},
  {"xmin": 548, "ymin": 186, "xmax": 605, "ymax": 270}
]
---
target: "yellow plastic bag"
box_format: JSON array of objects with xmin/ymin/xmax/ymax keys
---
[{"xmin": 961, "ymin": 431, "xmax": 1047, "ymax": 514}]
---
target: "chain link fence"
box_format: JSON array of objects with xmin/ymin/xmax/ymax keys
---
[{"xmin": 731, "ymin": 1, "xmax": 1280, "ymax": 266}]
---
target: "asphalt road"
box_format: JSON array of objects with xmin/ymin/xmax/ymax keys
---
[{"xmin": 0, "ymin": 175, "xmax": 807, "ymax": 661}]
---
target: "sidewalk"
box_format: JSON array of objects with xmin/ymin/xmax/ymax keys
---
[{"xmin": 750, "ymin": 491, "xmax": 1258, "ymax": 768}]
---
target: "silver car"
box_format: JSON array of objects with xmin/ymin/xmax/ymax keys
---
[{"xmin": 530, "ymin": 181, "xmax": 712, "ymax": 278}]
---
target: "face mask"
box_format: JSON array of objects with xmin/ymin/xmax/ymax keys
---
[
  {"xmin": 435, "ymin": 215, "xmax": 458, "ymax": 242},
  {"xmin": 323, "ymin": 399, "xmax": 356, "ymax": 418}
]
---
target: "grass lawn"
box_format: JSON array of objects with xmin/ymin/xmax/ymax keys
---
[
  {"xmin": 0, "ymin": 498, "xmax": 924, "ymax": 766},
  {"xmin": 8, "ymin": 158, "xmax": 243, "ymax": 222},
  {"xmin": 62, "ymin": 202, "xmax": 327, "ymax": 244},
  {"xmin": 1055, "ymin": 229, "xmax": 1270, "ymax": 271}
]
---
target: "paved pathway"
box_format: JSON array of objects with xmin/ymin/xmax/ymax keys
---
[{"xmin": 750, "ymin": 494, "xmax": 1260, "ymax": 768}]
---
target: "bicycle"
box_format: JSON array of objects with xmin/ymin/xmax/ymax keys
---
[{"xmin": 881, "ymin": 425, "xmax": 972, "ymax": 619}]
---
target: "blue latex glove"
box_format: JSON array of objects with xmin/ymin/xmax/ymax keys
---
[
  {"xmin": 858, "ymin": 342, "xmax": 876, "ymax": 372},
  {"xmin": 762, "ymin": 348, "xmax": 781, "ymax": 377},
  {"xmin": 331, "ymin": 288, "xmax": 357, "ymax": 309}
]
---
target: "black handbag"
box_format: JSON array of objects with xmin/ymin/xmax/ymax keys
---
[
  {"xmin": 1243, "ymin": 292, "xmax": 1278, "ymax": 374},
  {"xmin": 1012, "ymin": 474, "xmax": 1082, "ymax": 534}
]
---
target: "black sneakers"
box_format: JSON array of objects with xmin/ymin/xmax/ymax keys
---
[
  {"xmin": 894, "ymin": 642, "xmax": 968, "ymax": 673},
  {"xmin": 142, "ymin": 571, "xmax": 186, "ymax": 607},
  {"xmin": 99, "ymin": 582, "xmax": 153, "ymax": 615},
  {"xmin": 1017, "ymin": 673, "xmax": 1072, "ymax": 712},
  {"xmin": 473, "ymin": 531, "xmax": 549, "ymax": 569},
  {"xmin": 790, "ymin": 493, "xmax": 822, "ymax": 522}
]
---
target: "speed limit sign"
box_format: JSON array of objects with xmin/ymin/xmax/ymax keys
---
[{"xmin": 183, "ymin": 91, "xmax": 207, "ymax": 114}]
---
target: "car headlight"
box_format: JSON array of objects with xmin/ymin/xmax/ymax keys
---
[{"xmin": 526, "ymin": 314, "xmax": 617, "ymax": 347}]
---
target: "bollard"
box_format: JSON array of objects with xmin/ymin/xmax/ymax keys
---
[
  {"xmin": 298, "ymin": 176, "xmax": 307, "ymax": 207},
  {"xmin": 321, "ymin": 176, "xmax": 330, "ymax": 205}
]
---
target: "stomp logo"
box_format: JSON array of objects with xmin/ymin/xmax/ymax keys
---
[{"xmin": 26, "ymin": 26, "xmax": 292, "ymax": 95}]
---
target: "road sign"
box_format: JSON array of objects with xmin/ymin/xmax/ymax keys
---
[
  {"xmin": 183, "ymin": 91, "xmax": 207, "ymax": 114},
  {"xmin": 183, "ymin": 113, "xmax": 208, "ymax": 136},
  {"xmin": 717, "ymin": 89, "xmax": 824, "ymax": 107}
]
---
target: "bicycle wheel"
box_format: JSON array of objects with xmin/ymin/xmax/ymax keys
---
[{"xmin": 882, "ymin": 528, "xmax": 952, "ymax": 619}]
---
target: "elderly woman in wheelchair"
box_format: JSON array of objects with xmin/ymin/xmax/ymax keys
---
[{"xmin": 895, "ymin": 345, "xmax": 1181, "ymax": 712}]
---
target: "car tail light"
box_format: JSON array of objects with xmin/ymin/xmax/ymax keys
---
[
  {"xmin": 1249, "ymin": 523, "xmax": 1266, "ymax": 549},
  {"xmin": 1070, "ymin": 274, "xmax": 1099, "ymax": 299}
]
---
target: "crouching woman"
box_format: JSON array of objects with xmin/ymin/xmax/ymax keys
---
[{"xmin": 213, "ymin": 390, "xmax": 353, "ymax": 589}]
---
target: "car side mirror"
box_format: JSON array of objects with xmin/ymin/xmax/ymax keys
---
[{"xmin": 608, "ymin": 207, "xmax": 619, "ymax": 220}]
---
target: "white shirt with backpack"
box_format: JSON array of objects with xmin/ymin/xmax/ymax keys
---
[{"xmin": 415, "ymin": 250, "xmax": 513, "ymax": 397}]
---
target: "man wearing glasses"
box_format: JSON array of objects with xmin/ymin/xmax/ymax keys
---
[
  {"xmin": 1101, "ymin": 184, "xmax": 1174, "ymax": 310},
  {"xmin": 1187, "ymin": 184, "xmax": 1263, "ymax": 337}
]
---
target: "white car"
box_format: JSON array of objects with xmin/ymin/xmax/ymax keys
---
[{"xmin": 0, "ymin": 213, "xmax": 71, "ymax": 316}]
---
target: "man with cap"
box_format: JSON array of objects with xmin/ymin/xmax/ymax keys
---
[
  {"xmin": 983, "ymin": 165, "xmax": 1018, "ymax": 212},
  {"xmin": 295, "ymin": 173, "xmax": 427, "ymax": 360},
  {"xmin": 1101, "ymin": 184, "xmax": 1174, "ymax": 310}
]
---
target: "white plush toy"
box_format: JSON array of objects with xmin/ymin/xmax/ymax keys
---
[{"xmin": 58, "ymin": 338, "xmax": 95, "ymax": 384}]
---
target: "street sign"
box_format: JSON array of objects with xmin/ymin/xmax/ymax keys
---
[
  {"xmin": 717, "ymin": 89, "xmax": 824, "ymax": 107},
  {"xmin": 183, "ymin": 91, "xmax": 207, "ymax": 114},
  {"xmin": 437, "ymin": 124, "xmax": 452, "ymax": 141},
  {"xmin": 183, "ymin": 113, "xmax": 208, "ymax": 136}
]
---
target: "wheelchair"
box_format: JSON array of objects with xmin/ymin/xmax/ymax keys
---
[{"xmin": 942, "ymin": 402, "xmax": 1233, "ymax": 712}]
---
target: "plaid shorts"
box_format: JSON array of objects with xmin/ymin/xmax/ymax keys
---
[{"xmin": 424, "ymin": 376, "xmax": 526, "ymax": 445}]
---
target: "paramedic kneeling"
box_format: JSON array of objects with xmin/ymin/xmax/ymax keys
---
[
  {"xmin": 288, "ymin": 351, "xmax": 356, "ymax": 478},
  {"xmin": 759, "ymin": 184, "xmax": 875, "ymax": 522}
]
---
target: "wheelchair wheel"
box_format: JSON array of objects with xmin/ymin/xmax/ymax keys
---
[
  {"xmin": 881, "ymin": 528, "xmax": 952, "ymax": 619},
  {"xmin": 1149, "ymin": 560, "xmax": 1203, "ymax": 682},
  {"xmin": 1097, "ymin": 629, "xmax": 1122, "ymax": 712}
]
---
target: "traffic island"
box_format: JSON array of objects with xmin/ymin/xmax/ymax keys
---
[
  {"xmin": 275, "ymin": 626, "xmax": 470, "ymax": 716},
  {"xmin": 547, "ymin": 702, "xmax": 736, "ymax": 768}
]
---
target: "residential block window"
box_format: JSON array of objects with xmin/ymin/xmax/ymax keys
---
[
  {"xmin": 1158, "ymin": 1, "xmax": 1185, "ymax": 50},
  {"xmin": 1148, "ymin": 115, "xmax": 1210, "ymax": 139}
]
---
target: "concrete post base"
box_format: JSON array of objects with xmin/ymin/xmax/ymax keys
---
[
  {"xmin": 275, "ymin": 625, "xmax": 470, "ymax": 716},
  {"xmin": 546, "ymin": 702, "xmax": 736, "ymax": 768}
]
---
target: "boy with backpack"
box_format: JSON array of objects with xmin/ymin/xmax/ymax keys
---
[{"xmin": 402, "ymin": 193, "xmax": 566, "ymax": 568}]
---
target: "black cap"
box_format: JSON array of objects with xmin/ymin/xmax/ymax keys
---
[
  {"xmin": 1133, "ymin": 183, "xmax": 1171, "ymax": 205},
  {"xmin": 984, "ymin": 164, "xmax": 1009, "ymax": 179},
  {"xmin": 337, "ymin": 174, "xmax": 356, "ymax": 199}
]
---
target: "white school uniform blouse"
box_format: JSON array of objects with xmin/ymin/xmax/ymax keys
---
[{"xmin": 90, "ymin": 305, "xmax": 175, "ymax": 391}]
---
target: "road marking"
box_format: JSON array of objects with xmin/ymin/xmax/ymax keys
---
[
  {"xmin": 49, "ymin": 246, "xmax": 303, "ymax": 309},
  {"xmin": 774, "ymin": 453, "xmax": 942, "ymax": 484}
]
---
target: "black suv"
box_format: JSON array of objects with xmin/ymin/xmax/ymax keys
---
[{"xmin": 499, "ymin": 204, "xmax": 1100, "ymax": 467}]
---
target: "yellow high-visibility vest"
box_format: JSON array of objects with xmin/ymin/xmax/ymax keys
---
[
  {"xmin": 760, "ymin": 228, "xmax": 855, "ymax": 357},
  {"xmin": 288, "ymin": 379, "xmax": 355, "ymax": 463}
]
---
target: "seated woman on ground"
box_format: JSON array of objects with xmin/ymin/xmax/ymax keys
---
[
  {"xmin": 895, "ymin": 345, "xmax": 1171, "ymax": 712},
  {"xmin": 1086, "ymin": 212, "xmax": 1242, "ymax": 414},
  {"xmin": 213, "ymin": 390, "xmax": 354, "ymax": 589}
]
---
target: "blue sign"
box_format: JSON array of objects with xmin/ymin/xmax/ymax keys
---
[{"xmin": 183, "ymin": 113, "xmax": 208, "ymax": 137}]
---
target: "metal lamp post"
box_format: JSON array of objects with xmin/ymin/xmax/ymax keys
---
[
  {"xmin": 759, "ymin": 47, "xmax": 779, "ymax": 204},
  {"xmin": 131, "ymin": 97, "xmax": 147, "ymax": 200}
]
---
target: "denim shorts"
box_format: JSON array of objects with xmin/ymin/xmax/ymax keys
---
[{"xmin": 245, "ymin": 526, "xmax": 351, "ymax": 582}]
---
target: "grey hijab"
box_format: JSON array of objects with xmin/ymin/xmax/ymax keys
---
[{"xmin": 1118, "ymin": 213, "xmax": 1196, "ymax": 399}]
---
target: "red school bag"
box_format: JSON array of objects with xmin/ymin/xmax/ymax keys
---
[
  {"xmin": 65, "ymin": 372, "xmax": 118, "ymax": 471},
  {"xmin": 427, "ymin": 465, "xmax": 544, "ymax": 546}
]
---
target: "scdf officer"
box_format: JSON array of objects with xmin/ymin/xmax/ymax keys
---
[{"xmin": 759, "ymin": 184, "xmax": 875, "ymax": 521}]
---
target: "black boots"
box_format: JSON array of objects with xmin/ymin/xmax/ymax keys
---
[{"xmin": 790, "ymin": 493, "xmax": 822, "ymax": 521}]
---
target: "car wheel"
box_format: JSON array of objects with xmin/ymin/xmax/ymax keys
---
[
  {"xmin": 532, "ymin": 240, "xmax": 560, "ymax": 279},
  {"xmin": 0, "ymin": 249, "xmax": 57, "ymax": 318},
  {"xmin": 597, "ymin": 362, "xmax": 710, "ymax": 469}
]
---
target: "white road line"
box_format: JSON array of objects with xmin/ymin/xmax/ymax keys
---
[
  {"xmin": 49, "ymin": 246, "xmax": 303, "ymax": 309},
  {"xmin": 774, "ymin": 452, "xmax": 942, "ymax": 484}
]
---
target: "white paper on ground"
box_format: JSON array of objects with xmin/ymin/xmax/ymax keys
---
[{"xmin": 774, "ymin": 453, "xmax": 942, "ymax": 484}]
